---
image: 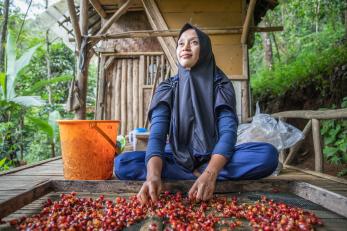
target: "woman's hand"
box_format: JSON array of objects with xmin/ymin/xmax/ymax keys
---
[
  {"xmin": 188, "ymin": 169, "xmax": 217, "ymax": 201},
  {"xmin": 137, "ymin": 176, "xmax": 162, "ymax": 204},
  {"xmin": 189, "ymin": 154, "xmax": 228, "ymax": 201},
  {"xmin": 137, "ymin": 156, "xmax": 163, "ymax": 205}
]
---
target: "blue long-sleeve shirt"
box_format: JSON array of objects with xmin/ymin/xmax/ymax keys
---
[{"xmin": 145, "ymin": 103, "xmax": 238, "ymax": 165}]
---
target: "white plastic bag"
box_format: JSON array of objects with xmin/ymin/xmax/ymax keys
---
[{"xmin": 236, "ymin": 103, "xmax": 304, "ymax": 152}]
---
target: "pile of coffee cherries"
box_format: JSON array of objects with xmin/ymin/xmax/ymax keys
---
[{"xmin": 7, "ymin": 191, "xmax": 323, "ymax": 230}]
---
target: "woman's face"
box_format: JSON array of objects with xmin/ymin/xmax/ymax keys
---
[{"xmin": 176, "ymin": 29, "xmax": 200, "ymax": 69}]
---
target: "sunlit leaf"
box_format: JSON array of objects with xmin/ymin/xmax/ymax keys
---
[
  {"xmin": 23, "ymin": 75, "xmax": 72, "ymax": 96},
  {"xmin": 10, "ymin": 96, "xmax": 45, "ymax": 107},
  {"xmin": 28, "ymin": 117, "xmax": 54, "ymax": 142}
]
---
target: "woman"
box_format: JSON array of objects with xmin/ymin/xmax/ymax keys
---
[{"xmin": 114, "ymin": 23, "xmax": 278, "ymax": 204}]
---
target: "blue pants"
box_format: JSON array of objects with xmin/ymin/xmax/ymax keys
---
[{"xmin": 114, "ymin": 142, "xmax": 278, "ymax": 180}]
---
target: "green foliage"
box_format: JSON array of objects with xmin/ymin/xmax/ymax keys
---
[
  {"xmin": 0, "ymin": 157, "xmax": 12, "ymax": 171},
  {"xmin": 251, "ymin": 42, "xmax": 347, "ymax": 98},
  {"xmin": 321, "ymin": 97, "xmax": 347, "ymax": 176},
  {"xmin": 250, "ymin": 0, "xmax": 347, "ymax": 99}
]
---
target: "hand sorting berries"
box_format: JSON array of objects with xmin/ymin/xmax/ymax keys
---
[{"xmin": 7, "ymin": 191, "xmax": 323, "ymax": 230}]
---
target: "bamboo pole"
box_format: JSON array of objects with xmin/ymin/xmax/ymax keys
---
[
  {"xmin": 95, "ymin": 51, "xmax": 164, "ymax": 56},
  {"xmin": 107, "ymin": 72, "xmax": 114, "ymax": 120},
  {"xmin": 160, "ymin": 55, "xmax": 164, "ymax": 82},
  {"xmin": 114, "ymin": 60, "xmax": 121, "ymax": 120},
  {"xmin": 150, "ymin": 56, "xmax": 154, "ymax": 85},
  {"xmin": 127, "ymin": 59, "xmax": 133, "ymax": 134},
  {"xmin": 97, "ymin": 0, "xmax": 133, "ymax": 36},
  {"xmin": 241, "ymin": 0, "xmax": 257, "ymax": 44},
  {"xmin": 89, "ymin": 0, "xmax": 107, "ymax": 18},
  {"xmin": 139, "ymin": 55, "xmax": 145, "ymax": 127},
  {"xmin": 146, "ymin": 56, "xmax": 150, "ymax": 85},
  {"xmin": 96, "ymin": 55, "xmax": 106, "ymax": 119},
  {"xmin": 144, "ymin": 65, "xmax": 161, "ymax": 128},
  {"xmin": 88, "ymin": 27, "xmax": 284, "ymax": 41},
  {"xmin": 66, "ymin": 0, "xmax": 81, "ymax": 51},
  {"xmin": 241, "ymin": 44, "xmax": 250, "ymax": 122},
  {"xmin": 312, "ymin": 119, "xmax": 323, "ymax": 172},
  {"xmin": 111, "ymin": 64, "xmax": 116, "ymax": 120},
  {"xmin": 121, "ymin": 59, "xmax": 127, "ymax": 135},
  {"xmin": 133, "ymin": 59, "xmax": 139, "ymax": 129},
  {"xmin": 284, "ymin": 120, "xmax": 312, "ymax": 165}
]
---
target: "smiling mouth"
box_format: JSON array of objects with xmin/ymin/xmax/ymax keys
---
[{"xmin": 181, "ymin": 54, "xmax": 192, "ymax": 59}]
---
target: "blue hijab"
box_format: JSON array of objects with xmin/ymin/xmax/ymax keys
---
[{"xmin": 148, "ymin": 23, "xmax": 237, "ymax": 171}]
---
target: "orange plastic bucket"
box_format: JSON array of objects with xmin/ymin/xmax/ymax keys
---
[{"xmin": 57, "ymin": 120, "xmax": 120, "ymax": 180}]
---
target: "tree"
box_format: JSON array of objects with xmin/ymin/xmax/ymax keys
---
[{"xmin": 0, "ymin": 0, "xmax": 10, "ymax": 72}]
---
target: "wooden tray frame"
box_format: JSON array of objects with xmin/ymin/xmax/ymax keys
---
[{"xmin": 1, "ymin": 179, "xmax": 347, "ymax": 220}]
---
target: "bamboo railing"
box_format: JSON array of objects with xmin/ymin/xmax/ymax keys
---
[{"xmin": 272, "ymin": 109, "xmax": 347, "ymax": 173}]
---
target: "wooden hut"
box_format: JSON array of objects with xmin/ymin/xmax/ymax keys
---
[{"xmin": 64, "ymin": 0, "xmax": 280, "ymax": 136}]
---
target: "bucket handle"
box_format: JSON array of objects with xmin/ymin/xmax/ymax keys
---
[{"xmin": 89, "ymin": 122, "xmax": 117, "ymax": 152}]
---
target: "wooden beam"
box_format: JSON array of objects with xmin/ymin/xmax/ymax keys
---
[
  {"xmin": 66, "ymin": 0, "xmax": 82, "ymax": 50},
  {"xmin": 0, "ymin": 180, "xmax": 53, "ymax": 219},
  {"xmin": 312, "ymin": 119, "xmax": 323, "ymax": 172},
  {"xmin": 241, "ymin": 0, "xmax": 257, "ymax": 44},
  {"xmin": 87, "ymin": 27, "xmax": 283, "ymax": 41},
  {"xmin": 104, "ymin": 56, "xmax": 115, "ymax": 70},
  {"xmin": 290, "ymin": 181, "xmax": 347, "ymax": 218},
  {"xmin": 285, "ymin": 165, "xmax": 347, "ymax": 185},
  {"xmin": 80, "ymin": 0, "xmax": 89, "ymax": 35},
  {"xmin": 142, "ymin": 0, "xmax": 178, "ymax": 75},
  {"xmin": 97, "ymin": 0, "xmax": 133, "ymax": 35},
  {"xmin": 272, "ymin": 109, "xmax": 347, "ymax": 120},
  {"xmin": 89, "ymin": 0, "xmax": 107, "ymax": 18}
]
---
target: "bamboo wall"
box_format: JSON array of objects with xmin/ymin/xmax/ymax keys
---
[{"xmin": 98, "ymin": 54, "xmax": 170, "ymax": 136}]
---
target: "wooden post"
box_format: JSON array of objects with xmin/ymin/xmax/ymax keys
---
[
  {"xmin": 66, "ymin": 0, "xmax": 81, "ymax": 51},
  {"xmin": 312, "ymin": 119, "xmax": 323, "ymax": 172},
  {"xmin": 139, "ymin": 55, "xmax": 145, "ymax": 127},
  {"xmin": 241, "ymin": 44, "xmax": 250, "ymax": 121},
  {"xmin": 142, "ymin": 0, "xmax": 178, "ymax": 75},
  {"xmin": 127, "ymin": 59, "xmax": 133, "ymax": 134},
  {"xmin": 284, "ymin": 120, "xmax": 312, "ymax": 165},
  {"xmin": 133, "ymin": 59, "xmax": 139, "ymax": 129},
  {"xmin": 75, "ymin": 0, "xmax": 89, "ymax": 119},
  {"xmin": 121, "ymin": 59, "xmax": 127, "ymax": 135},
  {"xmin": 241, "ymin": 0, "xmax": 257, "ymax": 44},
  {"xmin": 278, "ymin": 117, "xmax": 287, "ymax": 163},
  {"xmin": 114, "ymin": 60, "xmax": 122, "ymax": 120}
]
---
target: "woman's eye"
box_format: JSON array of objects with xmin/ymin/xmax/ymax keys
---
[
  {"xmin": 178, "ymin": 42, "xmax": 184, "ymax": 46},
  {"xmin": 191, "ymin": 40, "xmax": 199, "ymax": 45}
]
